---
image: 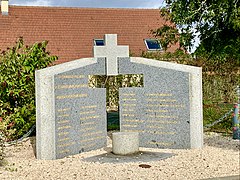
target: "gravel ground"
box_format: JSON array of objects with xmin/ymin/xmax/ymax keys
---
[{"xmin": 0, "ymin": 132, "xmax": 239, "ymax": 180}]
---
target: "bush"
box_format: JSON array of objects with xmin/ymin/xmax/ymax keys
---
[{"xmin": 0, "ymin": 38, "xmax": 58, "ymax": 139}]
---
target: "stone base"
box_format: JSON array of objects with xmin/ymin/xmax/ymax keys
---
[{"xmin": 112, "ymin": 132, "xmax": 139, "ymax": 155}]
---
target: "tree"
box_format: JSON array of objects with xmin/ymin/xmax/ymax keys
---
[{"xmin": 154, "ymin": 0, "xmax": 240, "ymax": 61}]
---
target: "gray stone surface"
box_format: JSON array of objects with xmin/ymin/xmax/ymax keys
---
[
  {"xmin": 36, "ymin": 58, "xmax": 107, "ymax": 160},
  {"xmin": 119, "ymin": 57, "xmax": 203, "ymax": 149}
]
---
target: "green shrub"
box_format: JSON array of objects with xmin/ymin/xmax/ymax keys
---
[{"xmin": 0, "ymin": 38, "xmax": 58, "ymax": 139}]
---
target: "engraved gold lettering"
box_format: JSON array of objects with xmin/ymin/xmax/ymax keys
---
[
  {"xmin": 58, "ymin": 142, "xmax": 76, "ymax": 148},
  {"xmin": 80, "ymin": 105, "xmax": 97, "ymax": 109},
  {"xmin": 58, "ymin": 132, "xmax": 70, "ymax": 136},
  {"xmin": 146, "ymin": 93, "xmax": 172, "ymax": 97},
  {"xmin": 57, "ymin": 114, "xmax": 70, "ymax": 117},
  {"xmin": 122, "ymin": 114, "xmax": 135, "ymax": 117},
  {"xmin": 58, "ymin": 120, "xmax": 70, "ymax": 124},
  {"xmin": 56, "ymin": 94, "xmax": 88, "ymax": 100},
  {"xmin": 149, "ymin": 115, "xmax": 178, "ymax": 119},
  {"xmin": 122, "ymin": 124, "xmax": 138, "ymax": 128},
  {"xmin": 57, "ymin": 108, "xmax": 70, "ymax": 112},
  {"xmin": 122, "ymin": 130, "xmax": 144, "ymax": 133},
  {"xmin": 147, "ymin": 99, "xmax": 176, "ymax": 102},
  {"xmin": 147, "ymin": 104, "xmax": 184, "ymax": 108},
  {"xmin": 82, "ymin": 122, "xmax": 95, "ymax": 126},
  {"xmin": 57, "ymin": 75, "xmax": 85, "ymax": 79},
  {"xmin": 56, "ymin": 84, "xmax": 88, "ymax": 89},
  {"xmin": 122, "ymin": 104, "xmax": 136, "ymax": 107},
  {"xmin": 148, "ymin": 120, "xmax": 179, "ymax": 124},
  {"xmin": 58, "ymin": 137, "xmax": 70, "ymax": 142},
  {"xmin": 79, "ymin": 127, "xmax": 94, "ymax": 131},
  {"xmin": 59, "ymin": 149, "xmax": 70, "ymax": 154},
  {"xmin": 80, "ymin": 111, "xmax": 95, "ymax": 115},
  {"xmin": 82, "ymin": 131, "xmax": 103, "ymax": 137},
  {"xmin": 122, "ymin": 93, "xmax": 136, "ymax": 96},
  {"xmin": 147, "ymin": 109, "xmax": 169, "ymax": 113},
  {"xmin": 122, "ymin": 99, "xmax": 136, "ymax": 101},
  {"xmin": 58, "ymin": 126, "xmax": 71, "ymax": 130},
  {"xmin": 147, "ymin": 125, "xmax": 164, "ymax": 129},
  {"xmin": 124, "ymin": 119, "xmax": 144, "ymax": 123},
  {"xmin": 122, "ymin": 109, "xmax": 134, "ymax": 112},
  {"xmin": 80, "ymin": 116, "xmax": 100, "ymax": 120},
  {"xmin": 148, "ymin": 131, "xmax": 176, "ymax": 135}
]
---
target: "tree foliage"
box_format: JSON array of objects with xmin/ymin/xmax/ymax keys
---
[
  {"xmin": 154, "ymin": 0, "xmax": 240, "ymax": 60},
  {"xmin": 0, "ymin": 38, "xmax": 58, "ymax": 139}
]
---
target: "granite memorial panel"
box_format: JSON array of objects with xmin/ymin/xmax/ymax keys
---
[
  {"xmin": 36, "ymin": 58, "xmax": 107, "ymax": 159},
  {"xmin": 119, "ymin": 57, "xmax": 203, "ymax": 149}
]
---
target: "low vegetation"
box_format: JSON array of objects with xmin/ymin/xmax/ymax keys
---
[{"xmin": 0, "ymin": 38, "xmax": 57, "ymax": 161}]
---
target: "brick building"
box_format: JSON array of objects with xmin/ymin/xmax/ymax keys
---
[{"xmin": 0, "ymin": 0, "xmax": 177, "ymax": 64}]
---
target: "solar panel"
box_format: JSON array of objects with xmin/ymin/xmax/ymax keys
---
[
  {"xmin": 94, "ymin": 39, "xmax": 104, "ymax": 46},
  {"xmin": 144, "ymin": 39, "xmax": 162, "ymax": 50}
]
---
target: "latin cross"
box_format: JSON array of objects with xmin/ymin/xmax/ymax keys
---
[{"xmin": 93, "ymin": 34, "xmax": 129, "ymax": 76}]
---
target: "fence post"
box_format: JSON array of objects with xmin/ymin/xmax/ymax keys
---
[
  {"xmin": 232, "ymin": 103, "xmax": 240, "ymax": 139},
  {"xmin": 237, "ymin": 85, "xmax": 240, "ymax": 104}
]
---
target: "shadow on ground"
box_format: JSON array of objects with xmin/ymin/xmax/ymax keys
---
[
  {"xmin": 29, "ymin": 137, "xmax": 36, "ymax": 158},
  {"xmin": 204, "ymin": 133, "xmax": 240, "ymax": 151},
  {"xmin": 83, "ymin": 149, "xmax": 175, "ymax": 164},
  {"xmin": 201, "ymin": 175, "xmax": 240, "ymax": 180}
]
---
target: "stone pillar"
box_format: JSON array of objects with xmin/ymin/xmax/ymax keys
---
[{"xmin": 1, "ymin": 0, "xmax": 9, "ymax": 15}]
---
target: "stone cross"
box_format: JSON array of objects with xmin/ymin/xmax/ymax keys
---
[{"xmin": 93, "ymin": 34, "xmax": 129, "ymax": 75}]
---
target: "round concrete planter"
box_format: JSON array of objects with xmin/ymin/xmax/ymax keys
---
[{"xmin": 112, "ymin": 132, "xmax": 139, "ymax": 155}]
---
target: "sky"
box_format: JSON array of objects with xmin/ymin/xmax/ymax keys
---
[{"xmin": 10, "ymin": 0, "xmax": 165, "ymax": 9}]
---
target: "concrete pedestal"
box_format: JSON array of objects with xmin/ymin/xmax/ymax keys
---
[{"xmin": 112, "ymin": 132, "xmax": 139, "ymax": 155}]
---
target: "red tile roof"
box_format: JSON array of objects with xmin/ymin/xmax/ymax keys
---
[{"xmin": 0, "ymin": 6, "xmax": 177, "ymax": 64}]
